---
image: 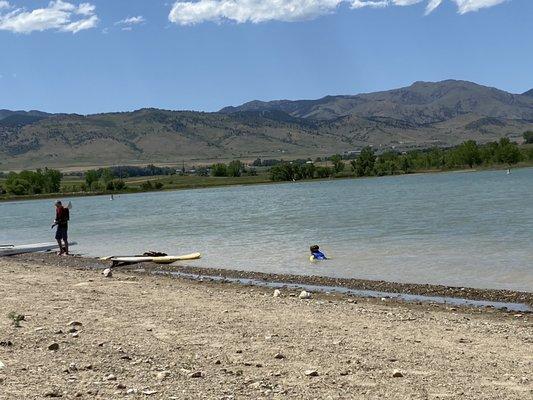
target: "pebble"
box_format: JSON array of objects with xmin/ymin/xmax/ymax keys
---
[
  {"xmin": 0, "ymin": 360, "xmax": 5, "ymax": 369},
  {"xmin": 156, "ymin": 371, "xmax": 170, "ymax": 381},
  {"xmin": 103, "ymin": 268, "xmax": 113, "ymax": 278},
  {"xmin": 304, "ymin": 369, "xmax": 319, "ymax": 377},
  {"xmin": 34, "ymin": 327, "xmax": 45, "ymax": 332},
  {"xmin": 142, "ymin": 390, "xmax": 158, "ymax": 395},
  {"xmin": 189, "ymin": 371, "xmax": 204, "ymax": 378},
  {"xmin": 392, "ymin": 369, "xmax": 404, "ymax": 378},
  {"xmin": 273, "ymin": 289, "xmax": 281, "ymax": 298},
  {"xmin": 299, "ymin": 291, "xmax": 311, "ymax": 300},
  {"xmin": 44, "ymin": 389, "xmax": 62, "ymax": 397},
  {"xmin": 126, "ymin": 389, "xmax": 138, "ymax": 395},
  {"xmin": 67, "ymin": 321, "xmax": 83, "ymax": 327},
  {"xmin": 105, "ymin": 374, "xmax": 117, "ymax": 381},
  {"xmin": 274, "ymin": 353, "xmax": 285, "ymax": 359},
  {"xmin": 116, "ymin": 383, "xmax": 126, "ymax": 389},
  {"xmin": 48, "ymin": 343, "xmax": 59, "ymax": 351}
]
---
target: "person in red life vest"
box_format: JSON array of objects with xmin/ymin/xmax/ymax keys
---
[{"xmin": 52, "ymin": 200, "xmax": 70, "ymax": 255}]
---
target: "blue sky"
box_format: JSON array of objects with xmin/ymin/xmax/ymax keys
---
[{"xmin": 0, "ymin": 0, "xmax": 531, "ymax": 114}]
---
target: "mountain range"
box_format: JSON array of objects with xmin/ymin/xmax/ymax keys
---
[{"xmin": 1, "ymin": 80, "xmax": 532, "ymax": 170}]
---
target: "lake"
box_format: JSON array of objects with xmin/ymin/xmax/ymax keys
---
[{"xmin": 1, "ymin": 168, "xmax": 532, "ymax": 292}]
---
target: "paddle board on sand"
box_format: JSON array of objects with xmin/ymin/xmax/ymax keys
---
[
  {"xmin": 0, "ymin": 242, "xmax": 78, "ymax": 256},
  {"xmin": 101, "ymin": 252, "xmax": 202, "ymax": 264}
]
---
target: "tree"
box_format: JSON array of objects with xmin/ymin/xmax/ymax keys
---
[
  {"xmin": 496, "ymin": 138, "xmax": 523, "ymax": 166},
  {"xmin": 113, "ymin": 180, "xmax": 126, "ymax": 190},
  {"xmin": 315, "ymin": 166, "xmax": 333, "ymax": 178},
  {"xmin": 523, "ymin": 131, "xmax": 533, "ymax": 144},
  {"xmin": 351, "ymin": 147, "xmax": 376, "ymax": 177},
  {"xmin": 330, "ymin": 154, "xmax": 345, "ymax": 174},
  {"xmin": 211, "ymin": 163, "xmax": 228, "ymax": 177},
  {"xmin": 455, "ymin": 140, "xmax": 481, "ymax": 168},
  {"xmin": 227, "ymin": 160, "xmax": 243, "ymax": 177},
  {"xmin": 270, "ymin": 163, "xmax": 295, "ymax": 181},
  {"xmin": 85, "ymin": 170, "xmax": 99, "ymax": 190},
  {"xmin": 43, "ymin": 168, "xmax": 62, "ymax": 193},
  {"xmin": 101, "ymin": 168, "xmax": 115, "ymax": 184}
]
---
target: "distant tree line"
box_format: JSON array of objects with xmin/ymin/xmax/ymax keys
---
[
  {"xmin": 211, "ymin": 160, "xmax": 256, "ymax": 177},
  {"xmin": 270, "ymin": 138, "xmax": 532, "ymax": 182},
  {"xmin": 83, "ymin": 168, "xmax": 126, "ymax": 192},
  {"xmin": 0, "ymin": 168, "xmax": 61, "ymax": 195},
  {"xmin": 107, "ymin": 164, "xmax": 177, "ymax": 178}
]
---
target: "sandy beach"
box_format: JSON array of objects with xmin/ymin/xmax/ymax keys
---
[{"xmin": 0, "ymin": 255, "xmax": 531, "ymax": 399}]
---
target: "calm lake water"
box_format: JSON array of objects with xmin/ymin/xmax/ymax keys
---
[{"xmin": 1, "ymin": 168, "xmax": 532, "ymax": 292}]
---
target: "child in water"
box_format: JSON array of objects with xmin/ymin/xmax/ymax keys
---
[{"xmin": 310, "ymin": 245, "xmax": 327, "ymax": 261}]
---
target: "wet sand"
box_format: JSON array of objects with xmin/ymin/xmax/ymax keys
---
[{"xmin": 0, "ymin": 255, "xmax": 531, "ymax": 399}]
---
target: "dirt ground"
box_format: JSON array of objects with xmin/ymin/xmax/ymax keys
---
[{"xmin": 0, "ymin": 257, "xmax": 531, "ymax": 399}]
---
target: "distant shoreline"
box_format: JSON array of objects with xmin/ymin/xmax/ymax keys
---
[{"xmin": 1, "ymin": 163, "xmax": 532, "ymax": 203}]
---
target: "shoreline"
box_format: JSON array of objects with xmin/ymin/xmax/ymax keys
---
[
  {"xmin": 1, "ymin": 163, "xmax": 532, "ymax": 203},
  {"xmin": 1, "ymin": 254, "xmax": 532, "ymax": 399},
  {"xmin": 13, "ymin": 253, "xmax": 533, "ymax": 311}
]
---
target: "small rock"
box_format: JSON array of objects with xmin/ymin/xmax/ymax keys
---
[
  {"xmin": 71, "ymin": 332, "xmax": 79, "ymax": 338},
  {"xmin": 105, "ymin": 374, "xmax": 117, "ymax": 381},
  {"xmin": 103, "ymin": 268, "xmax": 113, "ymax": 278},
  {"xmin": 68, "ymin": 327, "xmax": 78, "ymax": 333},
  {"xmin": 116, "ymin": 383, "xmax": 126, "ymax": 389},
  {"xmin": 0, "ymin": 340, "xmax": 13, "ymax": 347},
  {"xmin": 0, "ymin": 360, "xmax": 5, "ymax": 369},
  {"xmin": 392, "ymin": 369, "xmax": 404, "ymax": 378},
  {"xmin": 299, "ymin": 291, "xmax": 311, "ymax": 300},
  {"xmin": 156, "ymin": 371, "xmax": 170, "ymax": 381},
  {"xmin": 214, "ymin": 359, "xmax": 221, "ymax": 365},
  {"xmin": 126, "ymin": 389, "xmax": 138, "ymax": 395},
  {"xmin": 74, "ymin": 392, "xmax": 83, "ymax": 397},
  {"xmin": 68, "ymin": 363, "xmax": 78, "ymax": 372},
  {"xmin": 44, "ymin": 389, "xmax": 62, "ymax": 397},
  {"xmin": 189, "ymin": 371, "xmax": 204, "ymax": 378},
  {"xmin": 304, "ymin": 369, "xmax": 319, "ymax": 377},
  {"xmin": 67, "ymin": 321, "xmax": 83, "ymax": 327},
  {"xmin": 273, "ymin": 289, "xmax": 281, "ymax": 298},
  {"xmin": 34, "ymin": 327, "xmax": 44, "ymax": 332},
  {"xmin": 142, "ymin": 390, "xmax": 158, "ymax": 395},
  {"xmin": 274, "ymin": 353, "xmax": 285, "ymax": 360},
  {"xmin": 48, "ymin": 343, "xmax": 60, "ymax": 351}
]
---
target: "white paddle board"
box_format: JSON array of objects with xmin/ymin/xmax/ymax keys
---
[{"xmin": 0, "ymin": 242, "xmax": 78, "ymax": 256}]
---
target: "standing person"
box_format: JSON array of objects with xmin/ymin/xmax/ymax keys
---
[{"xmin": 53, "ymin": 200, "xmax": 70, "ymax": 255}]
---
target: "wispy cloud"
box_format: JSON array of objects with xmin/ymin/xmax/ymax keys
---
[
  {"xmin": 169, "ymin": 0, "xmax": 511, "ymax": 25},
  {"xmin": 0, "ymin": 1, "xmax": 98, "ymax": 34},
  {"xmin": 115, "ymin": 15, "xmax": 145, "ymax": 27}
]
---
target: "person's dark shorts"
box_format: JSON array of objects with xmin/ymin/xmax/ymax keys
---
[{"xmin": 55, "ymin": 225, "xmax": 68, "ymax": 241}]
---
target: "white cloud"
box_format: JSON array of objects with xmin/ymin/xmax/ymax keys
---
[
  {"xmin": 115, "ymin": 15, "xmax": 146, "ymax": 26},
  {"xmin": 453, "ymin": 0, "xmax": 508, "ymax": 14},
  {"xmin": 169, "ymin": 0, "xmax": 512, "ymax": 25},
  {"xmin": 0, "ymin": 1, "xmax": 98, "ymax": 34},
  {"xmin": 114, "ymin": 15, "xmax": 146, "ymax": 31}
]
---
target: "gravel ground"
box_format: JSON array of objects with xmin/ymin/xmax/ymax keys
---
[{"xmin": 0, "ymin": 256, "xmax": 531, "ymax": 399}]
